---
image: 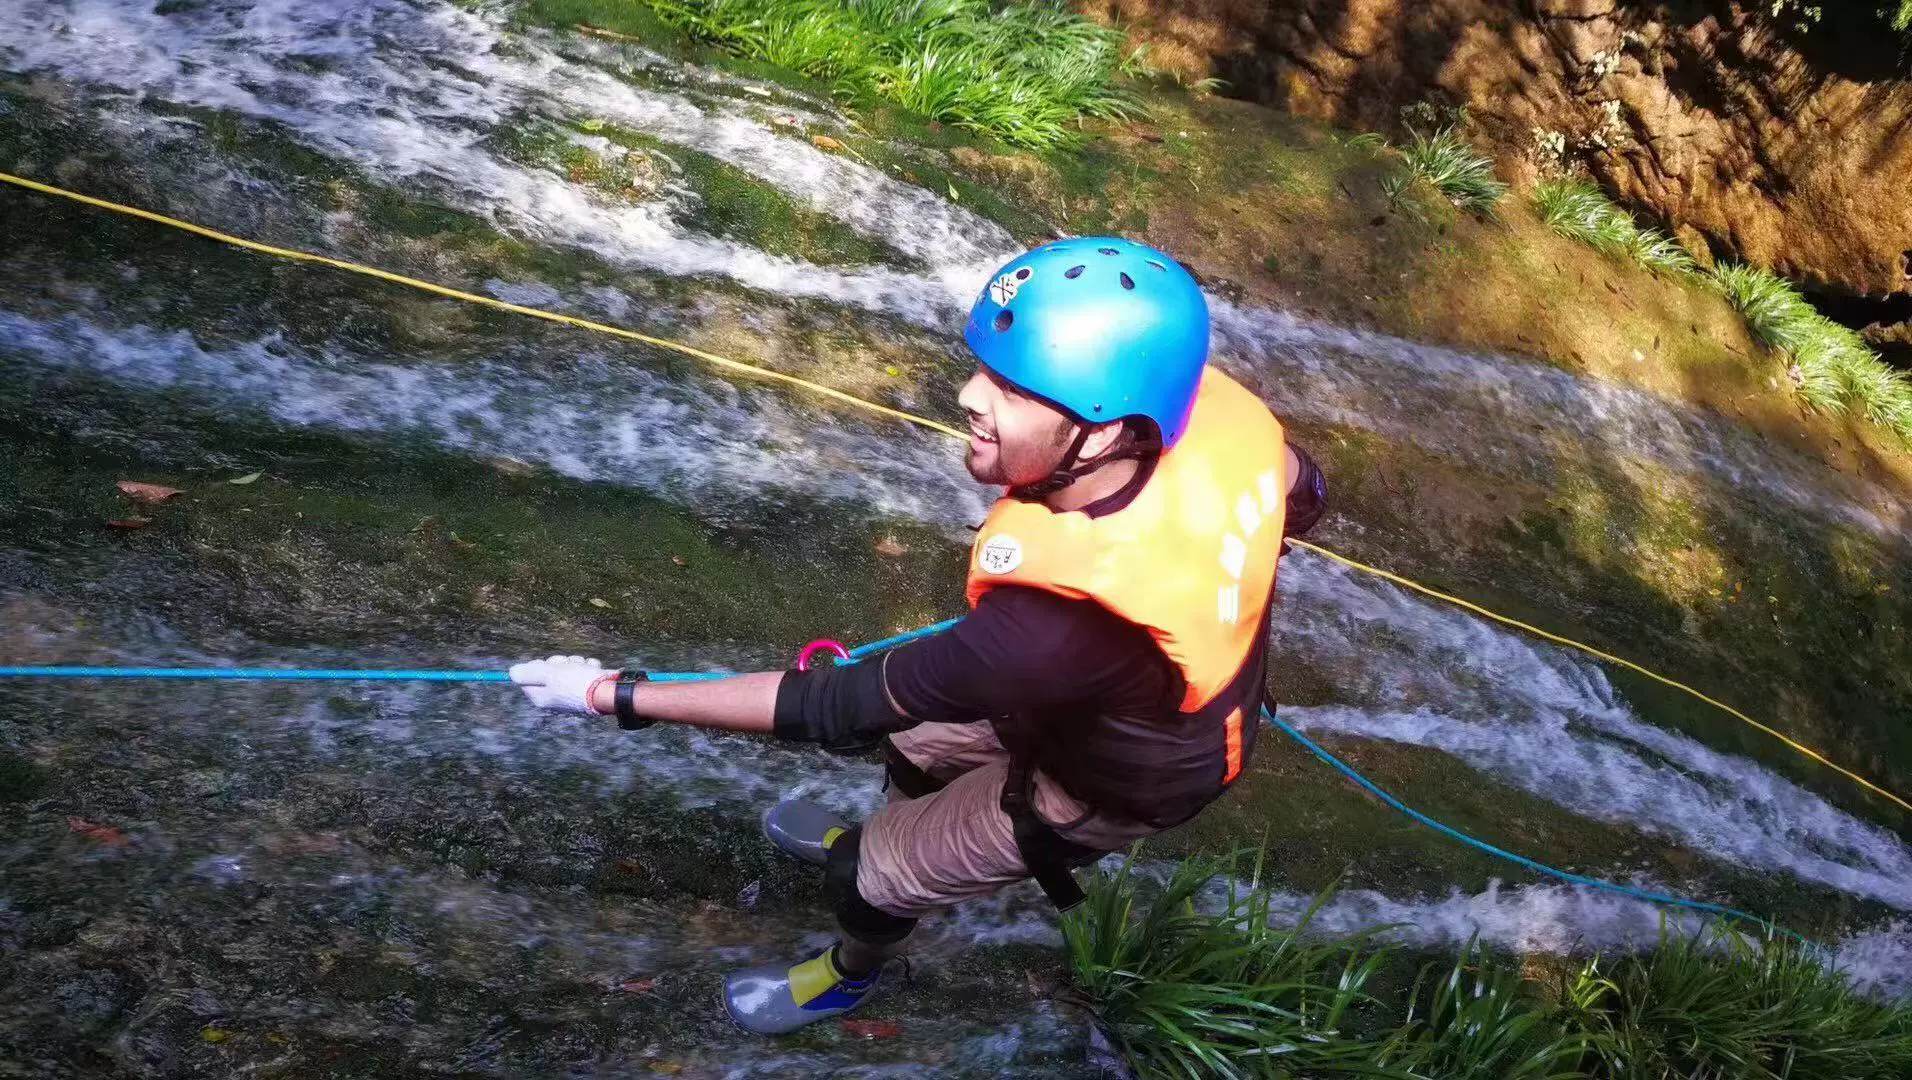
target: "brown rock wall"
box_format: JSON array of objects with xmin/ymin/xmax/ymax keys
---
[{"xmin": 1086, "ymin": 0, "xmax": 1912, "ymax": 302}]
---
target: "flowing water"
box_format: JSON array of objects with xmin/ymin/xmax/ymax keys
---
[{"xmin": 4, "ymin": 0, "xmax": 1912, "ymax": 1075}]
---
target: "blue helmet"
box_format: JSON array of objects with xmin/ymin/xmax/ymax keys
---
[{"xmin": 962, "ymin": 237, "xmax": 1209, "ymax": 448}]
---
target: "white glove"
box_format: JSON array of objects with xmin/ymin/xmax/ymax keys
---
[{"xmin": 509, "ymin": 655, "xmax": 614, "ymax": 714}]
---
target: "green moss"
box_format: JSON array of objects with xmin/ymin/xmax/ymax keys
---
[
  {"xmin": 0, "ymin": 373, "xmax": 967, "ymax": 654},
  {"xmin": 589, "ymin": 122, "xmax": 910, "ymax": 267},
  {"xmin": 0, "ymin": 757, "xmax": 49, "ymax": 804}
]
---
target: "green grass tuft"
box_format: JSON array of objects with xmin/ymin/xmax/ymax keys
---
[
  {"xmin": 605, "ymin": 0, "xmax": 1145, "ymax": 148},
  {"xmin": 1064, "ymin": 854, "xmax": 1398, "ymax": 1078},
  {"xmin": 1395, "ymin": 125, "xmax": 1508, "ymax": 214},
  {"xmin": 1709, "ymin": 263, "xmax": 1912, "ymax": 433},
  {"xmin": 1065, "ymin": 855, "xmax": 1912, "ymax": 1079},
  {"xmin": 1533, "ymin": 181, "xmax": 1912, "ymax": 439},
  {"xmin": 1532, "ymin": 178, "xmax": 1693, "ymax": 275},
  {"xmin": 1566, "ymin": 924, "xmax": 1912, "ymax": 1080}
]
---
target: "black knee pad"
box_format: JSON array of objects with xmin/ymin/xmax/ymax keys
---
[
  {"xmin": 823, "ymin": 826, "xmax": 918, "ymax": 945},
  {"xmin": 881, "ymin": 737, "xmax": 946, "ymax": 799}
]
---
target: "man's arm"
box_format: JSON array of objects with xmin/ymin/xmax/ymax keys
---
[
  {"xmin": 589, "ymin": 672, "xmax": 782, "ymax": 734},
  {"xmin": 516, "ymin": 446, "xmax": 1320, "ymax": 732},
  {"xmin": 510, "ymin": 588, "xmax": 1173, "ymax": 745}
]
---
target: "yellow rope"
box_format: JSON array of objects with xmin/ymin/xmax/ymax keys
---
[
  {"xmin": 6, "ymin": 169, "xmax": 1905, "ymax": 815},
  {"xmin": 1288, "ymin": 538, "xmax": 1912, "ymax": 814},
  {"xmin": 0, "ymin": 172, "xmax": 967, "ymax": 441}
]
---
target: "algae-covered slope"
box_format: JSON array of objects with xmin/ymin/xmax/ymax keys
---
[{"xmin": 3, "ymin": 1, "xmax": 1912, "ymax": 1074}]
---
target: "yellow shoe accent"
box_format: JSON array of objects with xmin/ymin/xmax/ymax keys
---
[
  {"xmin": 821, "ymin": 825, "xmax": 845, "ymax": 850},
  {"xmin": 785, "ymin": 948, "xmax": 843, "ymax": 1008}
]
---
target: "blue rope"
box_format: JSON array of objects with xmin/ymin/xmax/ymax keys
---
[
  {"xmin": 1263, "ymin": 706, "xmax": 1809, "ymax": 945},
  {"xmin": 0, "ymin": 619, "xmax": 967, "ymax": 684},
  {"xmin": 0, "ymin": 665, "xmax": 728, "ymax": 683},
  {"xmin": 843, "ymin": 617, "xmax": 964, "ymax": 661},
  {"xmin": 0, "ymin": 618, "xmax": 1812, "ymax": 943}
]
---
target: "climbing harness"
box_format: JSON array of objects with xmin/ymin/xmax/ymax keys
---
[{"xmin": 0, "ymin": 174, "xmax": 1898, "ymax": 939}]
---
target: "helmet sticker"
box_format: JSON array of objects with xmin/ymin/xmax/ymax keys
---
[
  {"xmin": 978, "ymin": 534, "xmax": 1024, "ymax": 575},
  {"xmin": 987, "ymin": 267, "xmax": 1032, "ymax": 307}
]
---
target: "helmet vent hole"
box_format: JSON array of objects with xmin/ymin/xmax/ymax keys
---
[
  {"xmin": 1147, "ymin": 260, "xmax": 1167, "ymax": 271},
  {"xmin": 1098, "ymin": 246, "xmax": 1119, "ymax": 256},
  {"xmin": 993, "ymin": 309, "xmax": 1014, "ymax": 332},
  {"xmin": 1064, "ymin": 264, "xmax": 1085, "ymax": 279},
  {"xmin": 1014, "ymin": 267, "xmax": 1032, "ymax": 281},
  {"xmin": 1119, "ymin": 272, "xmax": 1135, "ymax": 290}
]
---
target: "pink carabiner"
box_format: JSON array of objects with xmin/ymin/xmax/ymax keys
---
[{"xmin": 795, "ymin": 639, "xmax": 851, "ymax": 672}]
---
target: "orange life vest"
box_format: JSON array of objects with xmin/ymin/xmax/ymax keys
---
[{"xmin": 965, "ymin": 367, "xmax": 1287, "ymax": 826}]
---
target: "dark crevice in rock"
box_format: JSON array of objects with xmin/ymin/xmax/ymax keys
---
[{"xmin": 1804, "ymin": 286, "xmax": 1912, "ymax": 369}]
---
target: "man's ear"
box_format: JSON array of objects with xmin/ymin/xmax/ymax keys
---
[{"xmin": 1078, "ymin": 419, "xmax": 1128, "ymax": 462}]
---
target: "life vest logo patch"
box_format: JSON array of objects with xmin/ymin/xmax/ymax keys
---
[{"xmin": 978, "ymin": 534, "xmax": 1023, "ymax": 575}]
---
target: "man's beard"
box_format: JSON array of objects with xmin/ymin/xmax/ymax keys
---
[{"xmin": 968, "ymin": 418, "xmax": 1076, "ymax": 488}]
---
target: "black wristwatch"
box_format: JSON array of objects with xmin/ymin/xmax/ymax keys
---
[{"xmin": 612, "ymin": 670, "xmax": 653, "ymax": 730}]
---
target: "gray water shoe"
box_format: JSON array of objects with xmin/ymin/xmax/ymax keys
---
[
  {"xmin": 723, "ymin": 944, "xmax": 881, "ymax": 1035},
  {"xmin": 760, "ymin": 798, "xmax": 850, "ymax": 866}
]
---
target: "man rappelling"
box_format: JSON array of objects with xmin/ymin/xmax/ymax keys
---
[{"xmin": 509, "ymin": 238, "xmax": 1327, "ymax": 1035}]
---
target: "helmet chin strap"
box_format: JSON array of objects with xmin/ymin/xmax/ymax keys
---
[
  {"xmin": 1007, "ymin": 424, "xmax": 1093, "ymax": 499},
  {"xmin": 1014, "ymin": 419, "xmax": 1150, "ymax": 499}
]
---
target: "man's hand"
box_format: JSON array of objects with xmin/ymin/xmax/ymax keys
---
[{"xmin": 509, "ymin": 655, "xmax": 615, "ymax": 714}]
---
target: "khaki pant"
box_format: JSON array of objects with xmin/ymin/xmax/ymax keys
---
[{"xmin": 854, "ymin": 720, "xmax": 1160, "ymax": 918}]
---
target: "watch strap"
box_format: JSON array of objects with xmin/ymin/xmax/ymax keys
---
[{"xmin": 613, "ymin": 670, "xmax": 653, "ymax": 730}]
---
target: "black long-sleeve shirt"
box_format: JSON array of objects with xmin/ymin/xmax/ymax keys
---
[{"xmin": 773, "ymin": 446, "xmax": 1326, "ymax": 750}]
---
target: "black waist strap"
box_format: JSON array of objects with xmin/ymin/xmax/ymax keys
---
[{"xmin": 1000, "ymin": 758, "xmax": 1101, "ymax": 912}]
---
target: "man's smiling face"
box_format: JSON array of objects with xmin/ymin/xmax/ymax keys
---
[{"xmin": 956, "ymin": 365, "xmax": 1076, "ymax": 489}]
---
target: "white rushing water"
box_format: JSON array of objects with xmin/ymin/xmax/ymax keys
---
[
  {"xmin": 0, "ymin": 0, "xmax": 1010, "ymax": 328},
  {"xmin": 1277, "ymin": 881, "xmax": 1911, "ymax": 1000},
  {"xmin": 1212, "ymin": 303, "xmax": 1905, "ymax": 541},
  {"xmin": 1276, "ymin": 552, "xmax": 1912, "ymax": 911},
  {"xmin": 0, "ymin": 309, "xmax": 987, "ymax": 528},
  {"xmin": 2, "ymin": 0, "xmax": 1904, "ymax": 541}
]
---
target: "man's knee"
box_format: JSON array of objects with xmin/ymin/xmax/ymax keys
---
[{"xmin": 823, "ymin": 825, "xmax": 919, "ymax": 945}]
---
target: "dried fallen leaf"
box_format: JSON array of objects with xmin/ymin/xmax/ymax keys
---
[
  {"xmin": 265, "ymin": 1033, "xmax": 290, "ymax": 1046},
  {"xmin": 884, "ymin": 365, "xmax": 901, "ymax": 377},
  {"xmin": 228, "ymin": 471, "xmax": 263, "ymax": 485},
  {"xmin": 106, "ymin": 518, "xmax": 153, "ymax": 530},
  {"xmin": 839, "ymin": 1018, "xmax": 902, "ymax": 1039},
  {"xmin": 771, "ymin": 114, "xmax": 800, "ymax": 128},
  {"xmin": 616, "ymin": 977, "xmax": 657, "ymax": 994},
  {"xmin": 874, "ymin": 536, "xmax": 908, "ymax": 559},
  {"xmin": 576, "ymin": 23, "xmax": 643, "ymax": 43},
  {"xmin": 614, "ymin": 857, "xmax": 647, "ymax": 877},
  {"xmin": 116, "ymin": 481, "xmax": 183, "ymax": 504},
  {"xmin": 670, "ymin": 555, "xmax": 687, "ymax": 568},
  {"xmin": 588, "ymin": 597, "xmax": 612, "ymax": 609},
  {"xmin": 580, "ymin": 117, "xmax": 606, "ymax": 132},
  {"xmin": 200, "ymin": 1027, "xmax": 230, "ymax": 1044},
  {"xmin": 488, "ymin": 457, "xmax": 537, "ymax": 477},
  {"xmin": 67, "ymin": 817, "xmax": 131, "ymax": 846},
  {"xmin": 811, "ymin": 134, "xmax": 844, "ymax": 152}
]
